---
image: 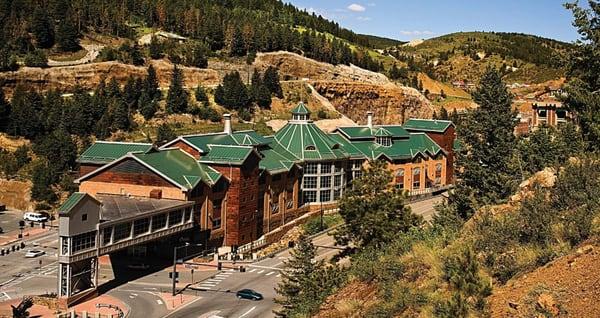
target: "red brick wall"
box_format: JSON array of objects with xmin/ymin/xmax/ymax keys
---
[
  {"xmin": 85, "ymin": 159, "xmax": 174, "ymax": 187},
  {"xmin": 79, "ymin": 164, "xmax": 103, "ymax": 177},
  {"xmin": 210, "ymin": 153, "xmax": 260, "ymax": 246},
  {"xmin": 171, "ymin": 141, "xmax": 201, "ymax": 158},
  {"xmin": 423, "ymin": 126, "xmax": 455, "ymax": 183}
]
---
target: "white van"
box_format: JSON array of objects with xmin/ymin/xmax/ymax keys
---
[{"xmin": 23, "ymin": 212, "xmax": 48, "ymax": 223}]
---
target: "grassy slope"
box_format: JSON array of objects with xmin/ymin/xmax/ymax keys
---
[{"xmin": 395, "ymin": 31, "xmax": 571, "ymax": 84}]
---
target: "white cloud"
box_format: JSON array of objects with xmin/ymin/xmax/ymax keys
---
[
  {"xmin": 399, "ymin": 30, "xmax": 435, "ymax": 36},
  {"xmin": 357, "ymin": 16, "xmax": 372, "ymax": 21},
  {"xmin": 347, "ymin": 3, "xmax": 366, "ymax": 12}
]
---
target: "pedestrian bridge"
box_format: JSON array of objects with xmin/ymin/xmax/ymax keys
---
[{"xmin": 57, "ymin": 193, "xmax": 196, "ymax": 303}]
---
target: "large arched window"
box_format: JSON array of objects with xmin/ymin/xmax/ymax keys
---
[
  {"xmin": 435, "ymin": 163, "xmax": 443, "ymax": 185},
  {"xmin": 395, "ymin": 168, "xmax": 405, "ymax": 189},
  {"xmin": 412, "ymin": 167, "xmax": 421, "ymax": 189}
]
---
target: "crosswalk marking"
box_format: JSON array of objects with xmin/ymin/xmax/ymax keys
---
[
  {"xmin": 248, "ymin": 268, "xmax": 256, "ymax": 272},
  {"xmin": 257, "ymin": 270, "xmax": 264, "ymax": 274},
  {"xmin": 265, "ymin": 271, "xmax": 275, "ymax": 276},
  {"xmin": 276, "ymin": 274, "xmax": 281, "ymax": 278},
  {"xmin": 156, "ymin": 300, "xmax": 163, "ymax": 305}
]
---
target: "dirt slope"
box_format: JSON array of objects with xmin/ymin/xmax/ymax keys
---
[{"xmin": 489, "ymin": 239, "xmax": 600, "ymax": 318}]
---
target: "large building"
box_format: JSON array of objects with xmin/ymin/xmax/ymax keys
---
[{"xmin": 57, "ymin": 103, "xmax": 455, "ymax": 301}]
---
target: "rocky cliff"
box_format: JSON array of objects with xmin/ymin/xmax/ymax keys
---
[
  {"xmin": 0, "ymin": 60, "xmax": 219, "ymax": 97},
  {"xmin": 312, "ymin": 81, "xmax": 434, "ymax": 125}
]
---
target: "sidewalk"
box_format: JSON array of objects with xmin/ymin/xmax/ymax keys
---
[{"xmin": 0, "ymin": 227, "xmax": 50, "ymax": 246}]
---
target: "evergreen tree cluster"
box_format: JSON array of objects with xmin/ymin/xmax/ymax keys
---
[
  {"xmin": 0, "ymin": 0, "xmax": 382, "ymax": 73},
  {"xmin": 215, "ymin": 67, "xmax": 283, "ymax": 112}
]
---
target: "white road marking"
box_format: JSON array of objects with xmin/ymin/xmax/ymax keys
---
[
  {"xmin": 276, "ymin": 274, "xmax": 281, "ymax": 278},
  {"xmin": 238, "ymin": 306, "xmax": 256, "ymax": 318},
  {"xmin": 257, "ymin": 270, "xmax": 264, "ymax": 274},
  {"xmin": 156, "ymin": 299, "xmax": 163, "ymax": 305},
  {"xmin": 129, "ymin": 295, "xmax": 135, "ymax": 299},
  {"xmin": 200, "ymin": 283, "xmax": 216, "ymax": 287},
  {"xmin": 207, "ymin": 279, "xmax": 222, "ymax": 282},
  {"xmin": 278, "ymin": 257, "xmax": 286, "ymax": 260},
  {"xmin": 265, "ymin": 271, "xmax": 275, "ymax": 276},
  {"xmin": 248, "ymin": 268, "xmax": 256, "ymax": 273},
  {"xmin": 131, "ymin": 293, "xmax": 138, "ymax": 296},
  {"xmin": 228, "ymin": 268, "xmax": 235, "ymax": 272},
  {"xmin": 144, "ymin": 287, "xmax": 158, "ymax": 291},
  {"xmin": 248, "ymin": 264, "xmax": 283, "ymax": 271}
]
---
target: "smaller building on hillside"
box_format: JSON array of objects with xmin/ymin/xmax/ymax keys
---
[{"xmin": 532, "ymin": 101, "xmax": 569, "ymax": 128}]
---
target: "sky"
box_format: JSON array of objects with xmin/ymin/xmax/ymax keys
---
[{"xmin": 286, "ymin": 0, "xmax": 582, "ymax": 43}]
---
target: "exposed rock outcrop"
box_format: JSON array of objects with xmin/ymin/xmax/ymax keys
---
[
  {"xmin": 0, "ymin": 60, "xmax": 219, "ymax": 97},
  {"xmin": 312, "ymin": 81, "xmax": 434, "ymax": 124}
]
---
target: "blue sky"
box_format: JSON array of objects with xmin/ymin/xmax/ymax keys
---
[{"xmin": 286, "ymin": 0, "xmax": 581, "ymax": 43}]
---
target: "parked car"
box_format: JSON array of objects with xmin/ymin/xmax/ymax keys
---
[
  {"xmin": 23, "ymin": 212, "xmax": 48, "ymax": 223},
  {"xmin": 25, "ymin": 250, "xmax": 45, "ymax": 258},
  {"xmin": 127, "ymin": 263, "xmax": 150, "ymax": 270},
  {"xmin": 236, "ymin": 289, "xmax": 263, "ymax": 301}
]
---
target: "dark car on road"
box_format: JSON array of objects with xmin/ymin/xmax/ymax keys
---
[{"xmin": 236, "ymin": 289, "xmax": 263, "ymax": 301}]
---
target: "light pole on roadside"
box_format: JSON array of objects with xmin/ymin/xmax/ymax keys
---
[{"xmin": 172, "ymin": 242, "xmax": 202, "ymax": 296}]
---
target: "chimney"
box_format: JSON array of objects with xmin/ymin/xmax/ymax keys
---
[
  {"xmin": 223, "ymin": 113, "xmax": 232, "ymax": 134},
  {"xmin": 367, "ymin": 111, "xmax": 373, "ymax": 128}
]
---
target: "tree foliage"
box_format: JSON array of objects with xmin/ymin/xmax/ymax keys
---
[
  {"xmin": 166, "ymin": 65, "xmax": 189, "ymax": 114},
  {"xmin": 214, "ymin": 71, "xmax": 250, "ymax": 110},
  {"xmin": 335, "ymin": 160, "xmax": 422, "ymax": 250}
]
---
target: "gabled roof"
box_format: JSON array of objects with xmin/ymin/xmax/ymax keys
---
[
  {"xmin": 162, "ymin": 130, "xmax": 269, "ymax": 153},
  {"xmin": 328, "ymin": 133, "xmax": 368, "ymax": 159},
  {"xmin": 335, "ymin": 125, "xmax": 410, "ymax": 140},
  {"xmin": 257, "ymin": 137, "xmax": 301, "ymax": 174},
  {"xmin": 77, "ymin": 148, "xmax": 222, "ymax": 190},
  {"xmin": 78, "ymin": 141, "xmax": 153, "ymax": 164},
  {"xmin": 291, "ymin": 102, "xmax": 310, "ymax": 115},
  {"xmin": 58, "ymin": 192, "xmax": 100, "ymax": 216},
  {"xmin": 199, "ymin": 145, "xmax": 259, "ymax": 165},
  {"xmin": 274, "ymin": 121, "xmax": 348, "ymax": 161},
  {"xmin": 403, "ymin": 119, "xmax": 454, "ymax": 133},
  {"xmin": 348, "ymin": 133, "xmax": 445, "ymax": 161}
]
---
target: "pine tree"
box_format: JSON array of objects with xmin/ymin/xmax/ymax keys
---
[
  {"xmin": 263, "ymin": 66, "xmax": 283, "ymax": 98},
  {"xmin": 31, "ymin": 6, "xmax": 54, "ymax": 49},
  {"xmin": 230, "ymin": 26, "xmax": 247, "ymax": 57},
  {"xmin": 451, "ymin": 67, "xmax": 518, "ymax": 219},
  {"xmin": 156, "ymin": 123, "xmax": 176, "ymax": 145},
  {"xmin": 139, "ymin": 90, "xmax": 158, "ymax": 120},
  {"xmin": 31, "ymin": 160, "xmax": 57, "ymax": 203},
  {"xmin": 56, "ymin": 17, "xmax": 80, "ymax": 52},
  {"xmin": 9, "ymin": 87, "xmax": 43, "ymax": 139},
  {"xmin": 149, "ymin": 35, "xmax": 163, "ymax": 59},
  {"xmin": 123, "ymin": 76, "xmax": 141, "ymax": 108},
  {"xmin": 214, "ymin": 71, "xmax": 250, "ymax": 110},
  {"xmin": 145, "ymin": 65, "xmax": 161, "ymax": 100},
  {"xmin": 166, "ymin": 65, "xmax": 189, "ymax": 114},
  {"xmin": 249, "ymin": 69, "xmax": 262, "ymax": 101},
  {"xmin": 111, "ymin": 97, "xmax": 131, "ymax": 131},
  {"xmin": 195, "ymin": 85, "xmax": 208, "ymax": 102},
  {"xmin": 335, "ymin": 160, "xmax": 422, "ymax": 250},
  {"xmin": 0, "ymin": 87, "xmax": 10, "ymax": 132}
]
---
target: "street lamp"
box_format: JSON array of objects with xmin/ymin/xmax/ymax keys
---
[{"xmin": 172, "ymin": 242, "xmax": 202, "ymax": 296}]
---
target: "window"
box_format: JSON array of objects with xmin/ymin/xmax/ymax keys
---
[
  {"xmin": 184, "ymin": 207, "xmax": 192, "ymax": 222},
  {"xmin": 81, "ymin": 214, "xmax": 87, "ymax": 222},
  {"xmin": 272, "ymin": 174, "xmax": 282, "ymax": 181},
  {"xmin": 320, "ymin": 163, "xmax": 332, "ymax": 174},
  {"xmin": 271, "ymin": 202, "xmax": 280, "ymax": 213},
  {"xmin": 320, "ymin": 176, "xmax": 331, "ymax": 188},
  {"xmin": 213, "ymin": 199, "xmax": 222, "ymax": 211},
  {"xmin": 303, "ymin": 191, "xmax": 317, "ymax": 203},
  {"xmin": 303, "ymin": 176, "xmax": 317, "ymax": 189},
  {"xmin": 538, "ymin": 109, "xmax": 547, "ymax": 118},
  {"xmin": 212, "ymin": 218, "xmax": 221, "ymax": 229},
  {"xmin": 213, "ymin": 179, "xmax": 227, "ymax": 192},
  {"xmin": 133, "ymin": 218, "xmax": 150, "ymax": 237},
  {"xmin": 334, "ymin": 175, "xmax": 342, "ymax": 187},
  {"xmin": 412, "ymin": 168, "xmax": 421, "ymax": 189},
  {"xmin": 334, "ymin": 162, "xmax": 342, "ymax": 173},
  {"xmin": 305, "ymin": 145, "xmax": 316, "ymax": 151},
  {"xmin": 102, "ymin": 227, "xmax": 112, "ymax": 246},
  {"xmin": 333, "ymin": 189, "xmax": 341, "ymax": 200},
  {"xmin": 305, "ymin": 163, "xmax": 318, "ymax": 174},
  {"xmin": 71, "ymin": 231, "xmax": 96, "ymax": 253},
  {"xmin": 113, "ymin": 223, "xmax": 132, "ymax": 243},
  {"xmin": 376, "ymin": 136, "xmax": 391, "ymax": 147},
  {"xmin": 396, "ymin": 169, "xmax": 405, "ymax": 188},
  {"xmin": 320, "ymin": 190, "xmax": 331, "ymax": 202},
  {"xmin": 168, "ymin": 210, "xmax": 183, "ymax": 226},
  {"xmin": 152, "ymin": 213, "xmax": 167, "ymax": 231},
  {"xmin": 190, "ymin": 185, "xmax": 203, "ymax": 198}
]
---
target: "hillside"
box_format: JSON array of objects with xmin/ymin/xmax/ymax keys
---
[{"xmin": 388, "ymin": 31, "xmax": 572, "ymax": 84}]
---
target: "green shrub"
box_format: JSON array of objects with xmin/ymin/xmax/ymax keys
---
[{"xmin": 24, "ymin": 50, "xmax": 47, "ymax": 67}]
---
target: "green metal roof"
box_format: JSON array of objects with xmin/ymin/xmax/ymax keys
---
[
  {"xmin": 335, "ymin": 125, "xmax": 410, "ymax": 139},
  {"xmin": 58, "ymin": 192, "xmax": 88, "ymax": 215},
  {"xmin": 199, "ymin": 145, "xmax": 256, "ymax": 165},
  {"xmin": 403, "ymin": 119, "xmax": 454, "ymax": 133},
  {"xmin": 346, "ymin": 133, "xmax": 444, "ymax": 161},
  {"xmin": 328, "ymin": 133, "xmax": 368, "ymax": 159},
  {"xmin": 374, "ymin": 127, "xmax": 392, "ymax": 137},
  {"xmin": 274, "ymin": 122, "xmax": 348, "ymax": 161},
  {"xmin": 291, "ymin": 102, "xmax": 310, "ymax": 115},
  {"xmin": 170, "ymin": 131, "xmax": 269, "ymax": 153},
  {"xmin": 78, "ymin": 141, "xmax": 153, "ymax": 164},
  {"xmin": 132, "ymin": 148, "xmax": 222, "ymax": 189}
]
